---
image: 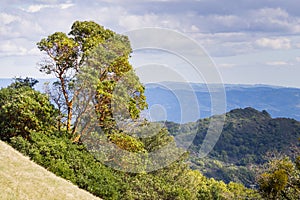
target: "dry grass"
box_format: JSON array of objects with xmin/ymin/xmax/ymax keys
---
[{"xmin": 0, "ymin": 140, "xmax": 101, "ymax": 200}]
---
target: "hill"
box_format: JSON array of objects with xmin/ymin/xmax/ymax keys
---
[
  {"xmin": 166, "ymin": 107, "xmax": 300, "ymax": 186},
  {"xmin": 0, "ymin": 140, "xmax": 101, "ymax": 200}
]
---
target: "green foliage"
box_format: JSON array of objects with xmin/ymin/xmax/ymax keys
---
[
  {"xmin": 167, "ymin": 107, "xmax": 300, "ymax": 187},
  {"xmin": 69, "ymin": 20, "xmax": 114, "ymax": 58},
  {"xmin": 12, "ymin": 77, "xmax": 39, "ymax": 88},
  {"xmin": 37, "ymin": 31, "xmax": 80, "ymax": 132},
  {"xmin": 0, "ymin": 84, "xmax": 57, "ymax": 141},
  {"xmin": 4, "ymin": 125, "xmax": 260, "ymax": 200},
  {"xmin": 3, "ymin": 107, "xmax": 259, "ymax": 199},
  {"xmin": 140, "ymin": 124, "xmax": 174, "ymax": 152},
  {"xmin": 83, "ymin": 31, "xmax": 147, "ymax": 132},
  {"xmin": 10, "ymin": 131, "xmax": 122, "ymax": 199},
  {"xmin": 194, "ymin": 108, "xmax": 300, "ymax": 165},
  {"xmin": 190, "ymin": 157, "xmax": 256, "ymax": 187},
  {"xmin": 37, "ymin": 32, "xmax": 79, "ymax": 74},
  {"xmin": 37, "ymin": 20, "xmax": 147, "ymax": 136},
  {"xmin": 257, "ymin": 157, "xmax": 300, "ymax": 199},
  {"xmin": 109, "ymin": 132, "xmax": 145, "ymax": 153},
  {"xmin": 36, "ymin": 21, "xmax": 114, "ymax": 133}
]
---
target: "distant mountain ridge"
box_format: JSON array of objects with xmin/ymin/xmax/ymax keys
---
[
  {"xmin": 1, "ymin": 79, "xmax": 300, "ymax": 122},
  {"xmin": 145, "ymin": 82, "xmax": 300, "ymax": 123}
]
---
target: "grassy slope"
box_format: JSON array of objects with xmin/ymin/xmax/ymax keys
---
[{"xmin": 0, "ymin": 141, "xmax": 101, "ymax": 200}]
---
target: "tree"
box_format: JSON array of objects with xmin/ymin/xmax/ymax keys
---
[
  {"xmin": 0, "ymin": 80, "xmax": 57, "ymax": 141},
  {"xmin": 85, "ymin": 38, "xmax": 147, "ymax": 131},
  {"xmin": 12, "ymin": 77, "xmax": 39, "ymax": 88},
  {"xmin": 37, "ymin": 32, "xmax": 79, "ymax": 132},
  {"xmin": 37, "ymin": 21, "xmax": 147, "ymax": 137}
]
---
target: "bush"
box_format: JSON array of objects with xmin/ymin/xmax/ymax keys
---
[
  {"xmin": 0, "ymin": 85, "xmax": 57, "ymax": 141},
  {"xmin": 10, "ymin": 131, "xmax": 123, "ymax": 199}
]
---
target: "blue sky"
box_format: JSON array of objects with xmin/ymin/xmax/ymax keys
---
[{"xmin": 1, "ymin": 0, "xmax": 300, "ymax": 87}]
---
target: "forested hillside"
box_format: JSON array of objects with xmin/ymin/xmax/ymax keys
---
[{"xmin": 166, "ymin": 107, "xmax": 300, "ymax": 187}]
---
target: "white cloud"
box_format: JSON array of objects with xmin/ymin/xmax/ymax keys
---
[
  {"xmin": 0, "ymin": 38, "xmax": 42, "ymax": 57},
  {"xmin": 26, "ymin": 5, "xmax": 51, "ymax": 13},
  {"xmin": 249, "ymin": 8, "xmax": 289, "ymax": 28},
  {"xmin": 211, "ymin": 14, "xmax": 242, "ymax": 28},
  {"xmin": 0, "ymin": 41, "xmax": 27, "ymax": 56},
  {"xmin": 28, "ymin": 47, "xmax": 41, "ymax": 56},
  {"xmin": 217, "ymin": 63, "xmax": 236, "ymax": 68},
  {"xmin": 0, "ymin": 0, "xmax": 300, "ymax": 87},
  {"xmin": 266, "ymin": 61, "xmax": 289, "ymax": 66},
  {"xmin": 190, "ymin": 25, "xmax": 199, "ymax": 32},
  {"xmin": 23, "ymin": 3, "xmax": 74, "ymax": 13},
  {"xmin": 0, "ymin": 11, "xmax": 44, "ymax": 40},
  {"xmin": 0, "ymin": 13, "xmax": 20, "ymax": 25},
  {"xmin": 118, "ymin": 13, "xmax": 181, "ymax": 30},
  {"xmin": 254, "ymin": 7, "xmax": 289, "ymax": 19},
  {"xmin": 255, "ymin": 38, "xmax": 291, "ymax": 49},
  {"xmin": 59, "ymin": 3, "xmax": 74, "ymax": 9}
]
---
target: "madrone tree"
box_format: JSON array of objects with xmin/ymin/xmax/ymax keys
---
[{"xmin": 37, "ymin": 21, "xmax": 147, "ymax": 137}]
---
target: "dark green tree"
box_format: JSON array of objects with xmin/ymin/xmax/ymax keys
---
[
  {"xmin": 12, "ymin": 77, "xmax": 39, "ymax": 88},
  {"xmin": 0, "ymin": 81, "xmax": 57, "ymax": 141},
  {"xmin": 70, "ymin": 25, "xmax": 147, "ymax": 143}
]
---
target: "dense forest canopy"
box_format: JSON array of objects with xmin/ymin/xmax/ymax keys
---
[{"xmin": 166, "ymin": 107, "xmax": 300, "ymax": 191}]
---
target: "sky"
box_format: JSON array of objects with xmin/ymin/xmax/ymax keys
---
[{"xmin": 1, "ymin": 0, "xmax": 300, "ymax": 88}]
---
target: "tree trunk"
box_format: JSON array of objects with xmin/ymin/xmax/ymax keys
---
[{"xmin": 66, "ymin": 101, "xmax": 73, "ymax": 132}]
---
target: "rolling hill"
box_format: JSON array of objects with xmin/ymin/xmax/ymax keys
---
[{"xmin": 166, "ymin": 107, "xmax": 300, "ymax": 186}]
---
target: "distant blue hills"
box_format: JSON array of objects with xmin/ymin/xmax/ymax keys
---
[
  {"xmin": 145, "ymin": 82, "xmax": 300, "ymax": 123},
  {"xmin": 1, "ymin": 79, "xmax": 300, "ymax": 123}
]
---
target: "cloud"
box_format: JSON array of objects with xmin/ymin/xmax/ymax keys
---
[
  {"xmin": 0, "ymin": 41, "xmax": 28, "ymax": 56},
  {"xmin": 119, "ymin": 14, "xmax": 160, "ymax": 30},
  {"xmin": 0, "ymin": 36, "xmax": 42, "ymax": 57},
  {"xmin": 247, "ymin": 8, "xmax": 300, "ymax": 33},
  {"xmin": 0, "ymin": 13, "xmax": 20, "ymax": 25},
  {"xmin": 217, "ymin": 63, "xmax": 236, "ymax": 68},
  {"xmin": 118, "ymin": 13, "xmax": 184, "ymax": 31},
  {"xmin": 266, "ymin": 61, "xmax": 289, "ymax": 66},
  {"xmin": 0, "ymin": 0, "xmax": 299, "ymax": 87},
  {"xmin": 0, "ymin": 1, "xmax": 299, "ymax": 66},
  {"xmin": 0, "ymin": 11, "xmax": 45, "ymax": 41},
  {"xmin": 23, "ymin": 3, "xmax": 74, "ymax": 13},
  {"xmin": 255, "ymin": 38, "xmax": 291, "ymax": 50}
]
